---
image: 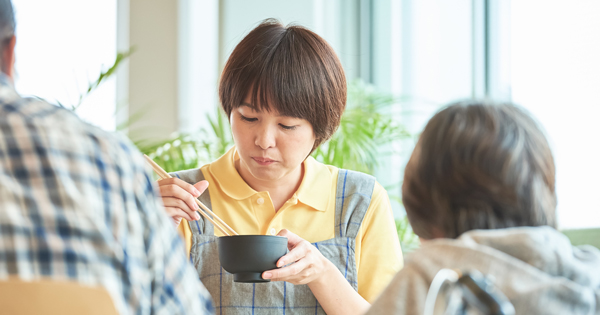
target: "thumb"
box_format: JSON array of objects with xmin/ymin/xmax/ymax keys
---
[{"xmin": 193, "ymin": 180, "xmax": 209, "ymax": 196}]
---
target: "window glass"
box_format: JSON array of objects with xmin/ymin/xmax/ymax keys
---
[
  {"xmin": 511, "ymin": 1, "xmax": 600, "ymax": 229},
  {"xmin": 12, "ymin": 0, "xmax": 117, "ymax": 131}
]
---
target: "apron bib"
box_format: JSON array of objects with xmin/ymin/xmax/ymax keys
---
[{"xmin": 173, "ymin": 168, "xmax": 375, "ymax": 315}]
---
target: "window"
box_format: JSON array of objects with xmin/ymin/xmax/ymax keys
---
[
  {"xmin": 12, "ymin": 0, "xmax": 117, "ymax": 131},
  {"xmin": 365, "ymin": 0, "xmax": 600, "ymax": 229},
  {"xmin": 511, "ymin": 1, "xmax": 600, "ymax": 229}
]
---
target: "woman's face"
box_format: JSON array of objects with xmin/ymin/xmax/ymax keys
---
[{"xmin": 230, "ymin": 94, "xmax": 316, "ymax": 183}]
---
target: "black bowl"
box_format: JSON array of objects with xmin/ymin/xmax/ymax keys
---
[{"xmin": 218, "ymin": 235, "xmax": 288, "ymax": 283}]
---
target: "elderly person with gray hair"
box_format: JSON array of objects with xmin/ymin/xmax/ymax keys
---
[
  {"xmin": 366, "ymin": 101, "xmax": 600, "ymax": 314},
  {"xmin": 0, "ymin": 1, "xmax": 213, "ymax": 313}
]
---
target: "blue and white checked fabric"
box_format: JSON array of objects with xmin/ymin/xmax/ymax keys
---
[{"xmin": 0, "ymin": 74, "xmax": 214, "ymax": 314}]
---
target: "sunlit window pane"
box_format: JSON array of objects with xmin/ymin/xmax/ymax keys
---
[
  {"xmin": 511, "ymin": 1, "xmax": 600, "ymax": 229},
  {"xmin": 12, "ymin": 0, "xmax": 116, "ymax": 131}
]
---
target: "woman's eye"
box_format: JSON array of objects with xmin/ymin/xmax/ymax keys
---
[
  {"xmin": 279, "ymin": 124, "xmax": 297, "ymax": 130},
  {"xmin": 240, "ymin": 115, "xmax": 257, "ymax": 122}
]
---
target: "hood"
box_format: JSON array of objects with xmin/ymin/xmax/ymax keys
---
[
  {"xmin": 405, "ymin": 226, "xmax": 600, "ymax": 314},
  {"xmin": 456, "ymin": 226, "xmax": 600, "ymax": 288}
]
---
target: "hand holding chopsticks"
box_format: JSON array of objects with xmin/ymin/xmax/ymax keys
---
[{"xmin": 143, "ymin": 155, "xmax": 238, "ymax": 236}]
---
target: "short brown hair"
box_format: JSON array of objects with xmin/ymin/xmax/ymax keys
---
[
  {"xmin": 219, "ymin": 19, "xmax": 347, "ymax": 150},
  {"xmin": 403, "ymin": 100, "xmax": 556, "ymax": 239}
]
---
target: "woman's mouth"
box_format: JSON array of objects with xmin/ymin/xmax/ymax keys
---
[{"xmin": 252, "ymin": 157, "xmax": 276, "ymax": 166}]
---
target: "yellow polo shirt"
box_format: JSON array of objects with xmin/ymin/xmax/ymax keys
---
[{"xmin": 177, "ymin": 147, "xmax": 402, "ymax": 302}]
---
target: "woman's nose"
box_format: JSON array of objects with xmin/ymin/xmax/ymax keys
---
[{"xmin": 254, "ymin": 125, "xmax": 276, "ymax": 149}]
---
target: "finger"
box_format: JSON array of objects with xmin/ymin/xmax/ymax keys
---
[
  {"xmin": 193, "ymin": 180, "xmax": 209, "ymax": 196},
  {"xmin": 276, "ymin": 241, "xmax": 312, "ymax": 267},
  {"xmin": 263, "ymin": 260, "xmax": 309, "ymax": 281},
  {"xmin": 171, "ymin": 216, "xmax": 182, "ymax": 227},
  {"xmin": 164, "ymin": 206, "xmax": 195, "ymax": 222},
  {"xmin": 159, "ymin": 184, "xmax": 200, "ymax": 215},
  {"xmin": 158, "ymin": 177, "xmax": 201, "ymax": 197},
  {"xmin": 277, "ymin": 229, "xmax": 305, "ymax": 250},
  {"xmin": 162, "ymin": 197, "xmax": 201, "ymax": 221}
]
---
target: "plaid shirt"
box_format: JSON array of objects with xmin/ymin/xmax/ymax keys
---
[{"xmin": 0, "ymin": 74, "xmax": 214, "ymax": 314}]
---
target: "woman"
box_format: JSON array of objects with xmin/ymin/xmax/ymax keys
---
[
  {"xmin": 366, "ymin": 101, "xmax": 600, "ymax": 314},
  {"xmin": 158, "ymin": 19, "xmax": 402, "ymax": 315}
]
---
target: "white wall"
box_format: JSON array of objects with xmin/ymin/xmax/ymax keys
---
[{"xmin": 122, "ymin": 0, "xmax": 179, "ymax": 142}]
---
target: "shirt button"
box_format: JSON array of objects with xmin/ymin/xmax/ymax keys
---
[
  {"xmin": 270, "ymin": 228, "xmax": 277, "ymax": 235},
  {"xmin": 257, "ymin": 198, "xmax": 264, "ymax": 205}
]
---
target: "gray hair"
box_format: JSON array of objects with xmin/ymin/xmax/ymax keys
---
[
  {"xmin": 0, "ymin": 0, "xmax": 15, "ymax": 41},
  {"xmin": 0, "ymin": 0, "xmax": 15, "ymax": 67}
]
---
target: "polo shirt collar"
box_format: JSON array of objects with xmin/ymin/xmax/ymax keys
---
[
  {"xmin": 209, "ymin": 147, "xmax": 331, "ymax": 212},
  {"xmin": 295, "ymin": 156, "xmax": 331, "ymax": 212},
  {"xmin": 209, "ymin": 147, "xmax": 256, "ymax": 200}
]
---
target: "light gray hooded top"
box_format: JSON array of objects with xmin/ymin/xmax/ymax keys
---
[{"xmin": 366, "ymin": 226, "xmax": 600, "ymax": 315}]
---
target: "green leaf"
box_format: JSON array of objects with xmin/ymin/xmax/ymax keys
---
[
  {"xmin": 396, "ymin": 216, "xmax": 420, "ymax": 255},
  {"xmin": 73, "ymin": 48, "xmax": 136, "ymax": 112}
]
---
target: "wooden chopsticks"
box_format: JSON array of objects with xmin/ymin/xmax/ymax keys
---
[{"xmin": 143, "ymin": 155, "xmax": 238, "ymax": 236}]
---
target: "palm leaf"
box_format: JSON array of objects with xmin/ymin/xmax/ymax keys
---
[
  {"xmin": 312, "ymin": 80, "xmax": 410, "ymax": 174},
  {"xmin": 73, "ymin": 49, "xmax": 135, "ymax": 111}
]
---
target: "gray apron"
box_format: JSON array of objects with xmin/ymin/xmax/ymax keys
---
[{"xmin": 173, "ymin": 168, "xmax": 375, "ymax": 315}]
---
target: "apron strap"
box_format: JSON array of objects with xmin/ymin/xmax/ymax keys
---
[{"xmin": 335, "ymin": 169, "xmax": 376, "ymax": 239}]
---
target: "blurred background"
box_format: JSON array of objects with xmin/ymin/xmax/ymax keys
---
[{"xmin": 11, "ymin": 1, "xmax": 600, "ymax": 243}]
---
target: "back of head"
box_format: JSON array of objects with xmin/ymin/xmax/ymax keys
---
[
  {"xmin": 0, "ymin": 0, "xmax": 14, "ymax": 37},
  {"xmin": 403, "ymin": 100, "xmax": 556, "ymax": 239},
  {"xmin": 0, "ymin": 0, "xmax": 15, "ymax": 75},
  {"xmin": 0, "ymin": 0, "xmax": 15, "ymax": 51}
]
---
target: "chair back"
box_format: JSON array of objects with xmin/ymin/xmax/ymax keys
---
[{"xmin": 0, "ymin": 277, "xmax": 118, "ymax": 315}]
